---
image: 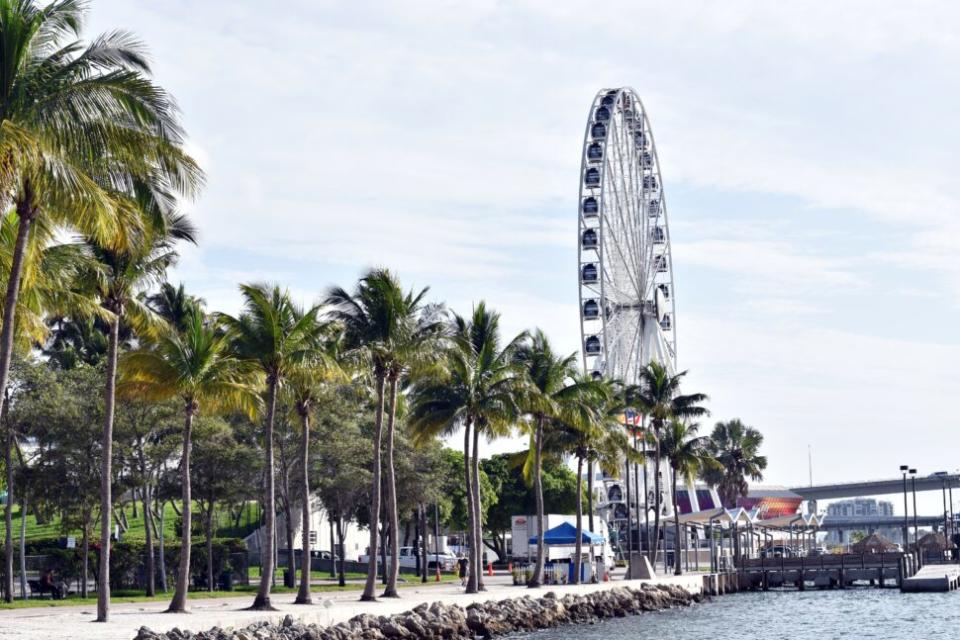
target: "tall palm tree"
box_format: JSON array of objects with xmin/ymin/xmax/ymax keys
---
[
  {"xmin": 219, "ymin": 284, "xmax": 325, "ymax": 611},
  {"xmin": 630, "ymin": 361, "xmax": 709, "ymax": 566},
  {"xmin": 145, "ymin": 282, "xmax": 204, "ymax": 333},
  {"xmin": 702, "ymin": 419, "xmax": 767, "ymax": 508},
  {"xmin": 326, "ymin": 269, "xmax": 443, "ymax": 599},
  {"xmin": 659, "ymin": 420, "xmax": 717, "ymax": 575},
  {"xmin": 286, "ymin": 327, "xmax": 345, "ymax": 605},
  {"xmin": 0, "ymin": 3, "xmax": 201, "ymax": 610},
  {"xmin": 84, "ymin": 209, "xmax": 195, "ymax": 619},
  {"xmin": 513, "ymin": 329, "xmax": 593, "ymax": 588},
  {"xmin": 408, "ymin": 302, "xmax": 524, "ymax": 593},
  {"xmin": 119, "ymin": 309, "xmax": 260, "ymax": 612}
]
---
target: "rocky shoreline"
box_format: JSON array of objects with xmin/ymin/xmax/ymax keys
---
[{"xmin": 134, "ymin": 584, "xmax": 705, "ymax": 640}]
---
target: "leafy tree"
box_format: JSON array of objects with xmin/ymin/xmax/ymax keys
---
[
  {"xmin": 191, "ymin": 418, "xmax": 259, "ymax": 591},
  {"xmin": 630, "ymin": 361, "xmax": 709, "ymax": 565},
  {"xmin": 0, "ymin": 1, "xmax": 202, "ymax": 611},
  {"xmin": 119, "ymin": 310, "xmax": 259, "ymax": 612},
  {"xmin": 219, "ymin": 283, "xmax": 325, "ymax": 610},
  {"xmin": 659, "ymin": 420, "xmax": 717, "ymax": 575},
  {"xmin": 701, "ymin": 419, "xmax": 767, "ymax": 508},
  {"xmin": 408, "ymin": 302, "xmax": 523, "ymax": 592},
  {"xmin": 326, "ymin": 269, "xmax": 443, "ymax": 600},
  {"xmin": 481, "ymin": 453, "xmax": 579, "ymax": 562}
]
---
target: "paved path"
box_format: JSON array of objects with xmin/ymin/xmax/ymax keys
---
[{"xmin": 0, "ymin": 573, "xmax": 703, "ymax": 640}]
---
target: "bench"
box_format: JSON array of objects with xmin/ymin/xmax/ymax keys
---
[{"xmin": 27, "ymin": 579, "xmax": 67, "ymax": 599}]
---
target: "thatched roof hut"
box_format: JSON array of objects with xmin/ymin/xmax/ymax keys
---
[
  {"xmin": 850, "ymin": 533, "xmax": 898, "ymax": 554},
  {"xmin": 916, "ymin": 532, "xmax": 950, "ymax": 552}
]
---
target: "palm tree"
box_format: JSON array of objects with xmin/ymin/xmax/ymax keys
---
[
  {"xmin": 84, "ymin": 210, "xmax": 195, "ymax": 619},
  {"xmin": 286, "ymin": 327, "xmax": 345, "ymax": 605},
  {"xmin": 0, "ymin": 3, "xmax": 201, "ymax": 610},
  {"xmin": 513, "ymin": 329, "xmax": 593, "ymax": 588},
  {"xmin": 630, "ymin": 361, "xmax": 709, "ymax": 566},
  {"xmin": 408, "ymin": 302, "xmax": 524, "ymax": 593},
  {"xmin": 326, "ymin": 269, "xmax": 443, "ymax": 599},
  {"xmin": 659, "ymin": 420, "xmax": 717, "ymax": 575},
  {"xmin": 702, "ymin": 419, "xmax": 767, "ymax": 508},
  {"xmin": 219, "ymin": 284, "xmax": 325, "ymax": 611},
  {"xmin": 119, "ymin": 309, "xmax": 260, "ymax": 612},
  {"xmin": 146, "ymin": 282, "xmax": 205, "ymax": 332}
]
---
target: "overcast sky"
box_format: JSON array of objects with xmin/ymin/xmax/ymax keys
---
[{"xmin": 88, "ymin": 2, "xmax": 960, "ymax": 511}]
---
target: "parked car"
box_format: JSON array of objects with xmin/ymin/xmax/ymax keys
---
[{"xmin": 359, "ymin": 546, "xmax": 457, "ymax": 571}]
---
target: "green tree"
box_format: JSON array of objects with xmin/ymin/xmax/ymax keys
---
[
  {"xmin": 630, "ymin": 361, "xmax": 709, "ymax": 565},
  {"xmin": 327, "ymin": 269, "xmax": 443, "ymax": 600},
  {"xmin": 408, "ymin": 302, "xmax": 523, "ymax": 593},
  {"xmin": 219, "ymin": 283, "xmax": 325, "ymax": 610},
  {"xmin": 701, "ymin": 419, "xmax": 767, "ymax": 508},
  {"xmin": 0, "ymin": 1, "xmax": 201, "ymax": 608},
  {"xmin": 119, "ymin": 310, "xmax": 259, "ymax": 612},
  {"xmin": 659, "ymin": 420, "xmax": 717, "ymax": 575}
]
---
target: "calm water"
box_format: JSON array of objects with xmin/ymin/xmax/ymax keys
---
[{"xmin": 510, "ymin": 590, "xmax": 960, "ymax": 639}]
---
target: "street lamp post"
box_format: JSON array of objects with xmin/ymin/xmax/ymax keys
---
[
  {"xmin": 910, "ymin": 469, "xmax": 919, "ymax": 549},
  {"xmin": 900, "ymin": 465, "xmax": 909, "ymax": 547},
  {"xmin": 943, "ymin": 480, "xmax": 949, "ymax": 551}
]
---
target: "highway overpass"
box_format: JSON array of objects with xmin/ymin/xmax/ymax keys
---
[{"xmin": 789, "ymin": 474, "xmax": 960, "ymax": 501}]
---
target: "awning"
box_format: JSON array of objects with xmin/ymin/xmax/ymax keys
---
[{"xmin": 529, "ymin": 522, "xmax": 605, "ymax": 545}]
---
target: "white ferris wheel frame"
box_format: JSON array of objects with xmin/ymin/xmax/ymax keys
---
[{"xmin": 577, "ymin": 87, "xmax": 677, "ymax": 384}]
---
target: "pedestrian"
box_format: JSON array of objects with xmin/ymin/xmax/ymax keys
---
[{"xmin": 458, "ymin": 554, "xmax": 469, "ymax": 587}]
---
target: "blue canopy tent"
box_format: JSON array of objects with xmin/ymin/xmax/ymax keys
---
[
  {"xmin": 529, "ymin": 522, "xmax": 607, "ymax": 583},
  {"xmin": 529, "ymin": 522, "xmax": 605, "ymax": 546}
]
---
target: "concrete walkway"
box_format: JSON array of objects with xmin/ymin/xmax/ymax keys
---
[{"xmin": 0, "ymin": 573, "xmax": 703, "ymax": 640}]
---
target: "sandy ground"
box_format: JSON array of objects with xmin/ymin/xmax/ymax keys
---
[{"xmin": 0, "ymin": 572, "xmax": 704, "ymax": 640}]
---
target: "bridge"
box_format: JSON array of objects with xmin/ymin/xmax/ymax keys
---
[
  {"xmin": 818, "ymin": 515, "xmax": 943, "ymax": 531},
  {"xmin": 789, "ymin": 474, "xmax": 959, "ymax": 501}
]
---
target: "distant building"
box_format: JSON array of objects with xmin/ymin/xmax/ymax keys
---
[{"xmin": 824, "ymin": 498, "xmax": 898, "ymax": 545}]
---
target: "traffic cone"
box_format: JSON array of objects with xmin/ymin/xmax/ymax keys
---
[
  {"xmin": 603, "ymin": 570, "xmax": 610, "ymax": 582},
  {"xmin": 487, "ymin": 561, "xmax": 494, "ymax": 576},
  {"xmin": 508, "ymin": 562, "xmax": 513, "ymax": 572},
  {"xmin": 435, "ymin": 564, "xmax": 442, "ymax": 581}
]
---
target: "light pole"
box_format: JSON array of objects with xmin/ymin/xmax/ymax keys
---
[
  {"xmin": 910, "ymin": 469, "xmax": 918, "ymax": 548},
  {"xmin": 900, "ymin": 465, "xmax": 909, "ymax": 547},
  {"xmin": 943, "ymin": 479, "xmax": 949, "ymax": 549}
]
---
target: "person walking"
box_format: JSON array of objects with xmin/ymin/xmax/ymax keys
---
[{"xmin": 458, "ymin": 554, "xmax": 469, "ymax": 587}]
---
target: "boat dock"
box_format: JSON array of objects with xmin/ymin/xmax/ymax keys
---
[{"xmin": 739, "ymin": 552, "xmax": 917, "ymax": 590}]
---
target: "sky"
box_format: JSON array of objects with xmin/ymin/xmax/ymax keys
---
[{"xmin": 87, "ymin": 1, "xmax": 960, "ymax": 512}]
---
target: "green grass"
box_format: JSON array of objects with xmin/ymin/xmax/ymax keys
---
[
  {"xmin": 0, "ymin": 574, "xmax": 461, "ymax": 609},
  {"xmin": 0, "ymin": 501, "xmax": 260, "ymax": 545},
  {"xmin": 248, "ymin": 567, "xmax": 369, "ymax": 581}
]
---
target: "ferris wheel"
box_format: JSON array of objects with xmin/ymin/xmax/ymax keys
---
[{"xmin": 577, "ymin": 87, "xmax": 677, "ymax": 384}]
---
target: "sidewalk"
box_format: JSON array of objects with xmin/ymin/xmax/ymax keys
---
[{"xmin": 0, "ymin": 572, "xmax": 703, "ymax": 640}]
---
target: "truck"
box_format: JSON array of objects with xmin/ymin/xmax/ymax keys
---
[{"xmin": 359, "ymin": 546, "xmax": 457, "ymax": 571}]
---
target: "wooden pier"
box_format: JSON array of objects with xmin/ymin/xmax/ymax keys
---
[{"xmin": 739, "ymin": 552, "xmax": 917, "ymax": 590}]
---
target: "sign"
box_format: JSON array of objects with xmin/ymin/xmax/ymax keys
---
[{"xmin": 66, "ymin": 537, "xmax": 76, "ymax": 549}]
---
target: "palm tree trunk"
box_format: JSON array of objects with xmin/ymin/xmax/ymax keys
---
[
  {"xmin": 81, "ymin": 513, "xmax": 90, "ymax": 598},
  {"xmin": 0, "ymin": 201, "xmax": 33, "ymax": 605},
  {"xmin": 295, "ymin": 410, "xmax": 312, "ymax": 604},
  {"xmin": 673, "ymin": 466, "xmax": 682, "ymax": 575},
  {"xmin": 462, "ymin": 419, "xmax": 477, "ymax": 593},
  {"xmin": 651, "ymin": 431, "xmax": 662, "ymax": 568},
  {"xmin": 167, "ymin": 405, "xmax": 195, "ymax": 612},
  {"xmin": 158, "ymin": 492, "xmax": 167, "ymax": 593},
  {"xmin": 336, "ymin": 519, "xmax": 346, "ymax": 587},
  {"xmin": 529, "ymin": 416, "xmax": 545, "ymax": 588},
  {"xmin": 144, "ymin": 482, "xmax": 155, "ymax": 597},
  {"xmin": 383, "ymin": 375, "xmax": 401, "ymax": 598},
  {"xmin": 205, "ymin": 506, "xmax": 214, "ymax": 592},
  {"xmin": 573, "ymin": 455, "xmax": 584, "ymax": 585},
  {"xmin": 472, "ymin": 424, "xmax": 484, "ymax": 591},
  {"xmin": 251, "ymin": 378, "xmax": 280, "ymax": 610},
  {"xmin": 18, "ymin": 489, "xmax": 26, "ymax": 599},
  {"xmin": 283, "ymin": 494, "xmax": 295, "ymax": 588},
  {"xmin": 587, "ymin": 459, "xmax": 595, "ymax": 534},
  {"xmin": 361, "ymin": 374, "xmax": 386, "ymax": 602},
  {"xmin": 97, "ymin": 314, "xmax": 120, "ymax": 622},
  {"xmin": 3, "ymin": 397, "xmax": 12, "ymax": 604}
]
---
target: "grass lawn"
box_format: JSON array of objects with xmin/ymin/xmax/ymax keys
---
[
  {"xmin": 0, "ymin": 574, "xmax": 461, "ymax": 609},
  {"xmin": 0, "ymin": 500, "xmax": 260, "ymax": 545},
  {"xmin": 248, "ymin": 567, "xmax": 369, "ymax": 581}
]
